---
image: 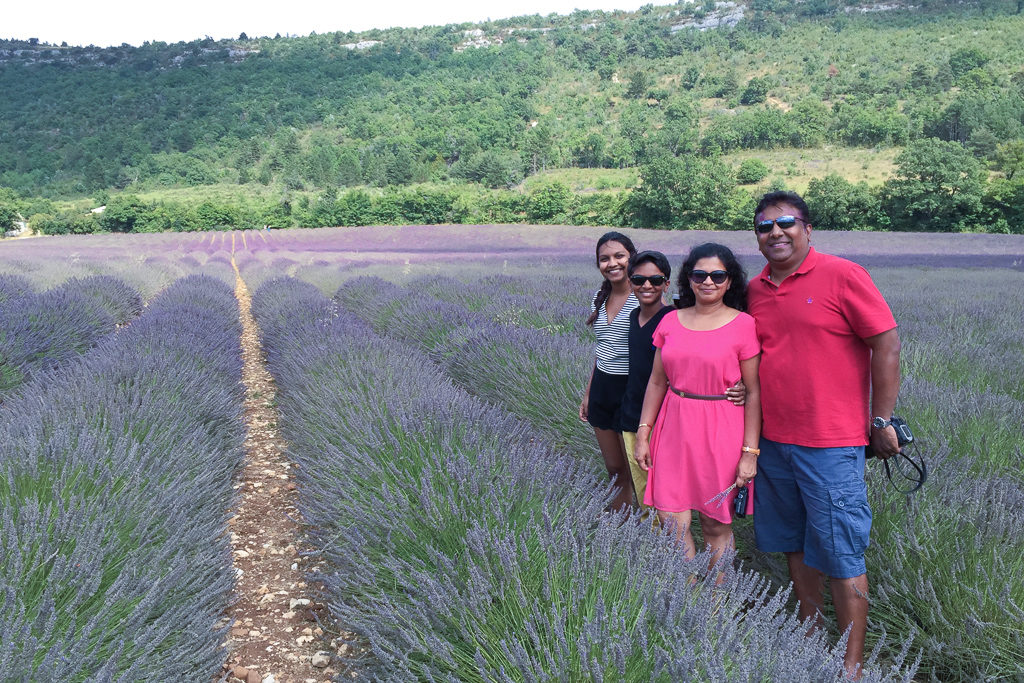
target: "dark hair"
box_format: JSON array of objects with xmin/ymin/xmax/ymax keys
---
[
  {"xmin": 676, "ymin": 242, "xmax": 748, "ymax": 311},
  {"xmin": 586, "ymin": 231, "xmax": 637, "ymax": 326},
  {"xmin": 628, "ymin": 250, "xmax": 671, "ymax": 280},
  {"xmin": 754, "ymin": 190, "xmax": 811, "ymax": 225}
]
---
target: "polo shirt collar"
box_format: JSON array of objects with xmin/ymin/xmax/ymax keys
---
[{"xmin": 758, "ymin": 247, "xmax": 819, "ymax": 286}]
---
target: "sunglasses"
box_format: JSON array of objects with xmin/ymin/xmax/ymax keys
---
[
  {"xmin": 755, "ymin": 215, "xmax": 804, "ymax": 234},
  {"xmin": 689, "ymin": 270, "xmax": 729, "ymax": 284},
  {"xmin": 629, "ymin": 274, "xmax": 667, "ymax": 286}
]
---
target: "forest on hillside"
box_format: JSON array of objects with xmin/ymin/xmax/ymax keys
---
[{"xmin": 2, "ymin": 0, "xmax": 1024, "ymax": 233}]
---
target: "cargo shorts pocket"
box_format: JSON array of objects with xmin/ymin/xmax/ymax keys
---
[{"xmin": 828, "ymin": 482, "xmax": 872, "ymax": 556}]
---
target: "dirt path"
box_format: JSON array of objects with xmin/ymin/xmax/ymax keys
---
[{"xmin": 222, "ymin": 257, "xmax": 345, "ymax": 683}]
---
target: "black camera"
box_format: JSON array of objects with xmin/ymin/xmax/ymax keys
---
[
  {"xmin": 892, "ymin": 416, "xmax": 914, "ymax": 446},
  {"xmin": 866, "ymin": 415, "xmax": 913, "ymax": 458},
  {"xmin": 733, "ymin": 485, "xmax": 749, "ymax": 517}
]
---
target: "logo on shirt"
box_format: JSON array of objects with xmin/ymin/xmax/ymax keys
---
[{"xmin": 806, "ymin": 297, "xmax": 814, "ymax": 304}]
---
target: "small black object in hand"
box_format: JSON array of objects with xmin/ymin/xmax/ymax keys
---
[
  {"xmin": 733, "ymin": 485, "xmax": 749, "ymax": 518},
  {"xmin": 866, "ymin": 415, "xmax": 914, "ymax": 458},
  {"xmin": 867, "ymin": 415, "xmax": 927, "ymax": 494}
]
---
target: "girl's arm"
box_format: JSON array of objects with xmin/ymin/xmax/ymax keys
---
[
  {"xmin": 579, "ymin": 362, "xmax": 596, "ymax": 422},
  {"xmin": 633, "ymin": 349, "xmax": 668, "ymax": 471},
  {"xmin": 735, "ymin": 354, "xmax": 762, "ymax": 487}
]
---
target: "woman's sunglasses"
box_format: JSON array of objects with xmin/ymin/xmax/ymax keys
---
[
  {"xmin": 629, "ymin": 274, "xmax": 667, "ymax": 286},
  {"xmin": 755, "ymin": 215, "xmax": 804, "ymax": 234},
  {"xmin": 689, "ymin": 270, "xmax": 729, "ymax": 284}
]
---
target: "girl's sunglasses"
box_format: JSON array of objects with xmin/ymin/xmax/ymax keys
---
[
  {"xmin": 689, "ymin": 270, "xmax": 729, "ymax": 284},
  {"xmin": 629, "ymin": 274, "xmax": 667, "ymax": 286},
  {"xmin": 755, "ymin": 215, "xmax": 803, "ymax": 234}
]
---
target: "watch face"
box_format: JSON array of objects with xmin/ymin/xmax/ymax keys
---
[{"xmin": 872, "ymin": 417, "xmax": 888, "ymax": 429}]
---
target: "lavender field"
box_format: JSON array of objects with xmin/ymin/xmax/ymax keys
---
[{"xmin": 1, "ymin": 225, "xmax": 1022, "ymax": 681}]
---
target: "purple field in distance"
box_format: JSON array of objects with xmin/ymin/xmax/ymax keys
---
[{"xmin": 3, "ymin": 226, "xmax": 1022, "ymax": 297}]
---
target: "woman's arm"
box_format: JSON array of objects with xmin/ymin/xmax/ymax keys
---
[
  {"xmin": 579, "ymin": 362, "xmax": 596, "ymax": 422},
  {"xmin": 735, "ymin": 354, "xmax": 762, "ymax": 487},
  {"xmin": 633, "ymin": 350, "xmax": 668, "ymax": 471}
]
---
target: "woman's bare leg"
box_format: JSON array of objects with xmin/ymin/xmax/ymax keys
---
[
  {"xmin": 657, "ymin": 510, "xmax": 695, "ymax": 558},
  {"xmin": 594, "ymin": 427, "xmax": 635, "ymax": 511},
  {"xmin": 699, "ymin": 515, "xmax": 735, "ymax": 583}
]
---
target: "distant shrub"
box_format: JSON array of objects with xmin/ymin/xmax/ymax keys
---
[
  {"xmin": 805, "ymin": 174, "xmax": 884, "ymax": 230},
  {"xmin": 735, "ymin": 158, "xmax": 770, "ymax": 184},
  {"xmin": 740, "ymin": 76, "xmax": 771, "ymax": 105},
  {"xmin": 526, "ymin": 182, "xmax": 573, "ymax": 222},
  {"xmin": 34, "ymin": 212, "xmax": 100, "ymax": 235}
]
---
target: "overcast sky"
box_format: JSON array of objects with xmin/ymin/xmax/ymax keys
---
[{"xmin": 5, "ymin": 0, "xmax": 652, "ymax": 47}]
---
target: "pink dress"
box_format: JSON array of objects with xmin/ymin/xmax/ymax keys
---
[{"xmin": 643, "ymin": 311, "xmax": 760, "ymax": 522}]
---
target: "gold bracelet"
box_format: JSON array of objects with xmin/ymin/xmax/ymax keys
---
[
  {"xmin": 741, "ymin": 446, "xmax": 760, "ymax": 456},
  {"xmin": 638, "ymin": 423, "xmax": 652, "ymax": 430}
]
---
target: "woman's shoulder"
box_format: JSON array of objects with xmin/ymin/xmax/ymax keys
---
[{"xmin": 731, "ymin": 311, "xmax": 758, "ymax": 338}]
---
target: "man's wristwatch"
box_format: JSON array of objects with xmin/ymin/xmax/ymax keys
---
[{"xmin": 872, "ymin": 416, "xmax": 892, "ymax": 430}]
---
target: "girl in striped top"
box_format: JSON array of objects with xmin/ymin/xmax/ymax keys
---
[{"xmin": 579, "ymin": 231, "xmax": 639, "ymax": 512}]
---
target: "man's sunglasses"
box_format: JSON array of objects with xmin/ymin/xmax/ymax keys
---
[
  {"xmin": 629, "ymin": 274, "xmax": 667, "ymax": 286},
  {"xmin": 689, "ymin": 270, "xmax": 729, "ymax": 284},
  {"xmin": 755, "ymin": 215, "xmax": 804, "ymax": 234}
]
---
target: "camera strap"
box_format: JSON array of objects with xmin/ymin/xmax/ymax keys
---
[{"xmin": 882, "ymin": 451, "xmax": 927, "ymax": 494}]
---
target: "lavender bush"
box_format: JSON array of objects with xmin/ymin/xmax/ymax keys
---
[
  {"xmin": 408, "ymin": 274, "xmax": 590, "ymax": 338},
  {"xmin": 337, "ymin": 269, "xmax": 1024, "ymax": 681},
  {"xmin": 335, "ymin": 276, "xmax": 598, "ymax": 462},
  {"xmin": 52, "ymin": 275, "xmax": 144, "ymax": 326},
  {"xmin": 0, "ymin": 273, "xmax": 35, "ymax": 305},
  {"xmin": 1, "ymin": 287, "xmax": 117, "ymax": 394},
  {"xmin": 252, "ymin": 277, "xmax": 917, "ymax": 682},
  {"xmin": 0, "ymin": 274, "xmax": 245, "ymax": 680}
]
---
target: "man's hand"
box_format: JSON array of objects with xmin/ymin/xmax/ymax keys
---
[{"xmin": 869, "ymin": 424, "xmax": 900, "ymax": 460}]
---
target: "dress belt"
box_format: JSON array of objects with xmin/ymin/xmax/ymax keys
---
[{"xmin": 670, "ymin": 387, "xmax": 728, "ymax": 401}]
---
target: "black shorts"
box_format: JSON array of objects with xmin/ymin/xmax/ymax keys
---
[{"xmin": 587, "ymin": 368, "xmax": 628, "ymax": 432}]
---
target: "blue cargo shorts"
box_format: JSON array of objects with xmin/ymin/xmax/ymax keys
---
[{"xmin": 753, "ymin": 438, "xmax": 871, "ymax": 579}]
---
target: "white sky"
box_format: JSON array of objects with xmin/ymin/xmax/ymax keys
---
[{"xmin": 4, "ymin": 0, "xmax": 652, "ymax": 48}]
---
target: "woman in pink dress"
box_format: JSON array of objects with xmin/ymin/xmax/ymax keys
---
[{"xmin": 633, "ymin": 243, "xmax": 762, "ymax": 569}]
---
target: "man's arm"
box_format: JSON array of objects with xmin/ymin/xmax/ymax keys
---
[{"xmin": 864, "ymin": 327, "xmax": 901, "ymax": 459}]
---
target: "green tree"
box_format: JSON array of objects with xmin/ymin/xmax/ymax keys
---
[
  {"xmin": 740, "ymin": 76, "xmax": 771, "ymax": 105},
  {"xmin": 660, "ymin": 96, "xmax": 698, "ymax": 156},
  {"xmin": 625, "ymin": 69, "xmax": 652, "ymax": 99},
  {"xmin": 948, "ymin": 47, "xmax": 989, "ymax": 80},
  {"xmin": 993, "ymin": 139, "xmax": 1024, "ymax": 180},
  {"xmin": 981, "ymin": 177, "xmax": 1024, "ymax": 233},
  {"xmin": 881, "ymin": 138, "xmax": 986, "ymax": 231},
  {"xmin": 735, "ymin": 158, "xmax": 770, "ymax": 185},
  {"xmin": 526, "ymin": 182, "xmax": 573, "ymax": 222},
  {"xmin": 788, "ymin": 98, "xmax": 830, "ymax": 147},
  {"xmin": 100, "ymin": 195, "xmax": 149, "ymax": 232},
  {"xmin": 575, "ymin": 133, "xmax": 607, "ymax": 168},
  {"xmin": 805, "ymin": 174, "xmax": 884, "ymax": 230},
  {"xmin": 0, "ymin": 203, "xmax": 17, "ymax": 233},
  {"xmin": 622, "ymin": 152, "xmax": 738, "ymax": 229}
]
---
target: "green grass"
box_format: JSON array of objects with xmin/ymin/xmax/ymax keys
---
[{"xmin": 724, "ymin": 146, "xmax": 899, "ymax": 192}]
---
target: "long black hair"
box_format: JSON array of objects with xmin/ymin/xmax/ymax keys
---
[
  {"xmin": 586, "ymin": 231, "xmax": 637, "ymax": 326},
  {"xmin": 676, "ymin": 242, "xmax": 748, "ymax": 311}
]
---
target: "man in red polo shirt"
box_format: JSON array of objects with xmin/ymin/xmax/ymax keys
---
[{"xmin": 746, "ymin": 190, "xmax": 901, "ymax": 678}]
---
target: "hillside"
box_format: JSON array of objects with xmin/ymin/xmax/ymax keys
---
[{"xmin": 1, "ymin": 0, "xmax": 1023, "ymax": 233}]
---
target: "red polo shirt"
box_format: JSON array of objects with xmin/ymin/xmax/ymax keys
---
[{"xmin": 747, "ymin": 248, "xmax": 896, "ymax": 447}]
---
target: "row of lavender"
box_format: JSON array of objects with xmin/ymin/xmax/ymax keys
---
[
  {"xmin": 0, "ymin": 274, "xmax": 142, "ymax": 396},
  {"xmin": 0, "ymin": 275, "xmax": 245, "ymax": 679},
  {"xmin": 333, "ymin": 274, "xmax": 1023, "ymax": 681},
  {"xmin": 250, "ymin": 277, "xmax": 915, "ymax": 681}
]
